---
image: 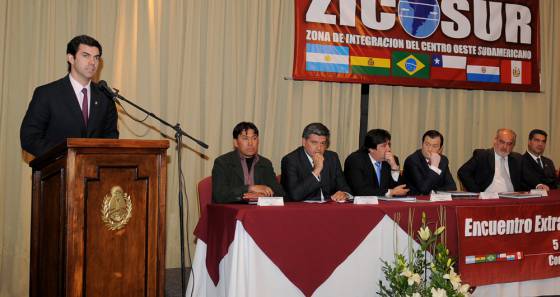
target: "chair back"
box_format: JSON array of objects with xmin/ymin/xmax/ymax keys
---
[{"xmin": 197, "ymin": 176, "xmax": 213, "ymax": 218}]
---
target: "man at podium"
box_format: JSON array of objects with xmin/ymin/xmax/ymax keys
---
[{"xmin": 20, "ymin": 35, "xmax": 119, "ymax": 157}]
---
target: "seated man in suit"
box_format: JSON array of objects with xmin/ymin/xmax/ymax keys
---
[
  {"xmin": 281, "ymin": 122, "xmax": 351, "ymax": 202},
  {"xmin": 344, "ymin": 129, "xmax": 408, "ymax": 197},
  {"xmin": 458, "ymin": 128, "xmax": 524, "ymax": 193},
  {"xmin": 212, "ymin": 122, "xmax": 284, "ymax": 203},
  {"xmin": 521, "ymin": 129, "xmax": 558, "ymax": 190},
  {"xmin": 20, "ymin": 35, "xmax": 119, "ymax": 157},
  {"xmin": 403, "ymin": 130, "xmax": 456, "ymax": 195}
]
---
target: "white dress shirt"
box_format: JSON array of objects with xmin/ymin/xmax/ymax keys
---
[
  {"xmin": 485, "ymin": 152, "xmax": 514, "ymax": 193},
  {"xmin": 68, "ymin": 73, "xmax": 91, "ymax": 116}
]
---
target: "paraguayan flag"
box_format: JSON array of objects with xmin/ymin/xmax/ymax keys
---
[
  {"xmin": 306, "ymin": 43, "xmax": 349, "ymax": 74},
  {"xmin": 466, "ymin": 58, "xmax": 500, "ymax": 83}
]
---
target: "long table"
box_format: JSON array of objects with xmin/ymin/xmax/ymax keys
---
[{"xmin": 187, "ymin": 192, "xmax": 560, "ymax": 297}]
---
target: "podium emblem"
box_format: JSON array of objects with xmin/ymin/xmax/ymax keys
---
[{"xmin": 101, "ymin": 186, "xmax": 132, "ymax": 230}]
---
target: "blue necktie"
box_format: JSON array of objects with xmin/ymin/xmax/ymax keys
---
[{"xmin": 374, "ymin": 161, "xmax": 382, "ymax": 186}]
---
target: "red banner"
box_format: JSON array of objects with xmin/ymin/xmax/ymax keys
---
[
  {"xmin": 293, "ymin": 0, "xmax": 540, "ymax": 92},
  {"xmin": 456, "ymin": 203, "xmax": 560, "ymax": 286}
]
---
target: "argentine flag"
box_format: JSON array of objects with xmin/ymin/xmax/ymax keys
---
[{"xmin": 306, "ymin": 44, "xmax": 349, "ymax": 74}]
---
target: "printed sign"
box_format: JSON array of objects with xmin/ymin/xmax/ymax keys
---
[
  {"xmin": 456, "ymin": 203, "xmax": 560, "ymax": 285},
  {"xmin": 293, "ymin": 0, "xmax": 540, "ymax": 92}
]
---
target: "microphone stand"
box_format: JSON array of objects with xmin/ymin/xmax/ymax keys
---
[{"xmin": 110, "ymin": 88, "xmax": 208, "ymax": 295}]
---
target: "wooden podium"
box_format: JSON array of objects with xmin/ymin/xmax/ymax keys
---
[{"xmin": 29, "ymin": 139, "xmax": 169, "ymax": 297}]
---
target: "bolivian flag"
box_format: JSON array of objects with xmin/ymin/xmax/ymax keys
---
[
  {"xmin": 350, "ymin": 50, "xmax": 391, "ymax": 76},
  {"xmin": 392, "ymin": 51, "xmax": 430, "ymax": 78}
]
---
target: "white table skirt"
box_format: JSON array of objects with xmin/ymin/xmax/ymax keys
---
[{"xmin": 187, "ymin": 215, "xmax": 560, "ymax": 297}]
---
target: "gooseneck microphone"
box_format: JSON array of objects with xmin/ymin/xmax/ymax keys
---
[{"xmin": 98, "ymin": 80, "xmax": 118, "ymax": 99}]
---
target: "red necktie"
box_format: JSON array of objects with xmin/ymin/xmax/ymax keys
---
[{"xmin": 81, "ymin": 88, "xmax": 89, "ymax": 126}]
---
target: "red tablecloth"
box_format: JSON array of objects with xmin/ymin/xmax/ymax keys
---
[{"xmin": 194, "ymin": 192, "xmax": 560, "ymax": 297}]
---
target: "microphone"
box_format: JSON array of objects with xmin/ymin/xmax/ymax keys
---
[{"xmin": 98, "ymin": 80, "xmax": 118, "ymax": 99}]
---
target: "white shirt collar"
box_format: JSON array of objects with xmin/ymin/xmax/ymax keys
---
[
  {"xmin": 494, "ymin": 151, "xmax": 508, "ymax": 161},
  {"xmin": 68, "ymin": 74, "xmax": 91, "ymax": 110},
  {"xmin": 304, "ymin": 150, "xmax": 314, "ymax": 165},
  {"xmin": 368, "ymin": 153, "xmax": 382, "ymax": 166},
  {"xmin": 527, "ymin": 151, "xmax": 541, "ymax": 161},
  {"xmin": 68, "ymin": 73, "xmax": 91, "ymax": 93}
]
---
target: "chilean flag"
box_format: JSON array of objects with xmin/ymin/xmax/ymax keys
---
[
  {"xmin": 466, "ymin": 58, "xmax": 500, "ymax": 83},
  {"xmin": 431, "ymin": 54, "xmax": 466, "ymax": 80},
  {"xmin": 501, "ymin": 60, "xmax": 531, "ymax": 84}
]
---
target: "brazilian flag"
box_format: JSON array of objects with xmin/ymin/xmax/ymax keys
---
[{"xmin": 392, "ymin": 51, "xmax": 430, "ymax": 78}]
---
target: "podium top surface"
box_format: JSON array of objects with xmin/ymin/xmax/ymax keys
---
[
  {"xmin": 29, "ymin": 138, "xmax": 170, "ymax": 169},
  {"xmin": 65, "ymin": 138, "xmax": 170, "ymax": 149}
]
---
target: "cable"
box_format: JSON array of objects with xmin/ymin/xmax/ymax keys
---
[
  {"xmin": 180, "ymin": 168, "xmax": 196, "ymax": 297},
  {"xmin": 115, "ymin": 100, "xmax": 150, "ymax": 123}
]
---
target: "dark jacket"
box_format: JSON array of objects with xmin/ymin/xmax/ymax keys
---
[
  {"xmin": 20, "ymin": 75, "xmax": 119, "ymax": 156},
  {"xmin": 281, "ymin": 147, "xmax": 351, "ymax": 201},
  {"xmin": 521, "ymin": 152, "xmax": 558, "ymax": 189},
  {"xmin": 403, "ymin": 149, "xmax": 456, "ymax": 195},
  {"xmin": 212, "ymin": 150, "xmax": 285, "ymax": 203},
  {"xmin": 344, "ymin": 150, "xmax": 402, "ymax": 196},
  {"xmin": 458, "ymin": 148, "xmax": 524, "ymax": 192}
]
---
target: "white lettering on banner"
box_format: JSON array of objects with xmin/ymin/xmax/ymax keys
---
[
  {"xmin": 473, "ymin": 0, "xmax": 502, "ymax": 42},
  {"xmin": 549, "ymin": 255, "xmax": 560, "ymax": 266},
  {"xmin": 464, "ymin": 217, "xmax": 533, "ymax": 237},
  {"xmin": 464, "ymin": 215, "xmax": 560, "ymax": 237},
  {"xmin": 505, "ymin": 3, "xmax": 532, "ymax": 44},
  {"xmin": 453, "ymin": 44, "xmax": 478, "ymax": 55},
  {"xmin": 306, "ymin": 0, "xmax": 336, "ymax": 24},
  {"xmin": 345, "ymin": 34, "xmax": 405, "ymax": 48},
  {"xmin": 305, "ymin": 0, "xmax": 532, "ymax": 44},
  {"xmin": 535, "ymin": 215, "xmax": 560, "ymax": 232},
  {"xmin": 304, "ymin": 30, "xmax": 533, "ymax": 59},
  {"xmin": 477, "ymin": 46, "xmax": 532, "ymax": 59},
  {"xmin": 306, "ymin": 30, "xmax": 331, "ymax": 42},
  {"xmin": 333, "ymin": 32, "xmax": 344, "ymax": 42},
  {"xmin": 421, "ymin": 41, "xmax": 453, "ymax": 53},
  {"xmin": 441, "ymin": 0, "xmax": 471, "ymax": 39},
  {"xmin": 340, "ymin": 0, "xmax": 357, "ymax": 26},
  {"xmin": 360, "ymin": 0, "xmax": 395, "ymax": 31}
]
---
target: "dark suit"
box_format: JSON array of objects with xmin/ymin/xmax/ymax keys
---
[
  {"xmin": 344, "ymin": 150, "xmax": 401, "ymax": 196},
  {"xmin": 521, "ymin": 152, "xmax": 558, "ymax": 189},
  {"xmin": 457, "ymin": 148, "xmax": 524, "ymax": 192},
  {"xmin": 212, "ymin": 150, "xmax": 285, "ymax": 203},
  {"xmin": 281, "ymin": 147, "xmax": 351, "ymax": 201},
  {"xmin": 403, "ymin": 149, "xmax": 456, "ymax": 195},
  {"xmin": 20, "ymin": 75, "xmax": 118, "ymax": 156}
]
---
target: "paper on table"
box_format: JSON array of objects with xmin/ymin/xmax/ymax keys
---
[
  {"xmin": 437, "ymin": 191, "xmax": 479, "ymax": 197},
  {"xmin": 499, "ymin": 192, "xmax": 542, "ymax": 199},
  {"xmin": 378, "ymin": 196, "xmax": 416, "ymax": 202},
  {"xmin": 257, "ymin": 197, "xmax": 284, "ymax": 206},
  {"xmin": 353, "ymin": 196, "xmax": 379, "ymax": 205}
]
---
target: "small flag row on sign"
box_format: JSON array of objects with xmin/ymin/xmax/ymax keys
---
[{"xmin": 305, "ymin": 43, "xmax": 531, "ymax": 84}]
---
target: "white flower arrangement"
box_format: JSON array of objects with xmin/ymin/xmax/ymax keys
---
[{"xmin": 378, "ymin": 209, "xmax": 472, "ymax": 297}]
